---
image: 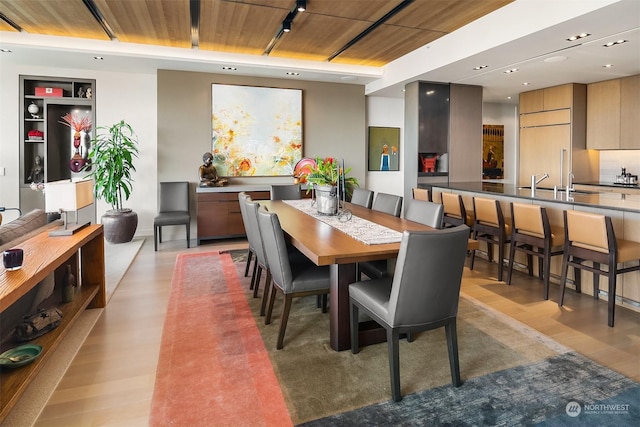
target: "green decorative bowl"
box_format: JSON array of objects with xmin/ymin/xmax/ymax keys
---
[{"xmin": 0, "ymin": 344, "xmax": 43, "ymax": 369}]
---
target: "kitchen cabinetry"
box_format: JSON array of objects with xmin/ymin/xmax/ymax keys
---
[
  {"xmin": 587, "ymin": 75, "xmax": 640, "ymax": 150},
  {"xmin": 19, "ymin": 76, "xmax": 96, "ymax": 214},
  {"xmin": 518, "ymin": 83, "xmax": 596, "ymax": 188}
]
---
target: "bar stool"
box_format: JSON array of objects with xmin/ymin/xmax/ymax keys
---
[
  {"xmin": 470, "ymin": 197, "xmax": 511, "ymax": 281},
  {"xmin": 441, "ymin": 192, "xmax": 473, "ymax": 228},
  {"xmin": 506, "ymin": 203, "xmax": 564, "ymax": 300},
  {"xmin": 412, "ymin": 188, "xmax": 431, "ymax": 201},
  {"xmin": 558, "ymin": 210, "xmax": 640, "ymax": 327}
]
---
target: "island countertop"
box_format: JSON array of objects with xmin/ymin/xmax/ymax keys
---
[{"xmin": 421, "ymin": 182, "xmax": 640, "ymax": 214}]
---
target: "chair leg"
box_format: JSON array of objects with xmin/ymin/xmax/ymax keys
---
[
  {"xmin": 154, "ymin": 226, "xmax": 159, "ymax": 251},
  {"xmin": 249, "ymin": 260, "xmax": 259, "ymax": 291},
  {"xmin": 259, "ymin": 271, "xmax": 272, "ymax": 317},
  {"xmin": 470, "ymin": 231, "xmax": 477, "ymax": 270},
  {"xmin": 608, "ymin": 266, "xmax": 617, "ymax": 327},
  {"xmin": 506, "ymin": 241, "xmax": 516, "ymax": 286},
  {"xmin": 387, "ymin": 328, "xmax": 402, "ymax": 402},
  {"xmin": 321, "ymin": 294, "xmax": 328, "ymax": 313},
  {"xmin": 350, "ymin": 302, "xmax": 360, "ymax": 354},
  {"xmin": 186, "ymin": 223, "xmax": 190, "ymax": 248},
  {"xmin": 558, "ymin": 253, "xmax": 570, "ymax": 306},
  {"xmin": 244, "ymin": 250, "xmax": 253, "ymax": 277},
  {"xmin": 276, "ymin": 294, "xmax": 294, "ymax": 349},
  {"xmin": 497, "ymin": 239, "xmax": 505, "ymax": 282},
  {"xmin": 542, "ymin": 251, "xmax": 551, "ymax": 300},
  {"xmin": 445, "ymin": 319, "xmax": 462, "ymax": 387},
  {"xmin": 265, "ymin": 284, "xmax": 278, "ymax": 325},
  {"xmin": 159, "ymin": 227, "xmax": 162, "ymax": 244},
  {"xmin": 593, "ymin": 262, "xmax": 600, "ymax": 300},
  {"xmin": 253, "ymin": 266, "xmax": 263, "ymax": 298}
]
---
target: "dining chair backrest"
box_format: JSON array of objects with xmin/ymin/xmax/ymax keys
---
[
  {"xmin": 404, "ymin": 200, "xmax": 443, "ymax": 229},
  {"xmin": 387, "ymin": 225, "xmax": 469, "ymax": 327},
  {"xmin": 372, "ymin": 192, "xmax": 403, "ymax": 217},
  {"xmin": 242, "ymin": 196, "xmax": 268, "ymax": 268},
  {"xmin": 270, "ymin": 184, "xmax": 301, "ymax": 200},
  {"xmin": 159, "ymin": 181, "xmax": 189, "ymax": 213},
  {"xmin": 350, "ymin": 188, "xmax": 374, "ymax": 209},
  {"xmin": 257, "ymin": 206, "xmax": 294, "ymax": 292}
]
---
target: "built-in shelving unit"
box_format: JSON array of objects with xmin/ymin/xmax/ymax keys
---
[{"xmin": 19, "ymin": 76, "xmax": 96, "ymax": 214}]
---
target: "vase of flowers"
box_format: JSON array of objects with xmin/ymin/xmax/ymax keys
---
[
  {"xmin": 59, "ymin": 112, "xmax": 92, "ymax": 173},
  {"xmin": 302, "ymin": 157, "xmax": 359, "ymax": 215}
]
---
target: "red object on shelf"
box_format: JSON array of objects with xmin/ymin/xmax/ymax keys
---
[
  {"xmin": 27, "ymin": 130, "xmax": 44, "ymax": 140},
  {"xmin": 420, "ymin": 156, "xmax": 437, "ymax": 173},
  {"xmin": 35, "ymin": 87, "xmax": 63, "ymax": 97}
]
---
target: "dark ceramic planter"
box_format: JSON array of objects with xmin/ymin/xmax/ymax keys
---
[{"xmin": 101, "ymin": 209, "xmax": 138, "ymax": 244}]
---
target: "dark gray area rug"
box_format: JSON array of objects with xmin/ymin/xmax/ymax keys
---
[{"xmin": 300, "ymin": 351, "xmax": 639, "ymax": 427}]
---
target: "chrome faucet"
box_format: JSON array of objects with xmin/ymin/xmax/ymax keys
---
[
  {"xmin": 566, "ymin": 171, "xmax": 575, "ymax": 198},
  {"xmin": 531, "ymin": 173, "xmax": 549, "ymax": 197}
]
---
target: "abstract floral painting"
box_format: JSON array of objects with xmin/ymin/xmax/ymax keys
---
[{"xmin": 211, "ymin": 84, "xmax": 302, "ymax": 176}]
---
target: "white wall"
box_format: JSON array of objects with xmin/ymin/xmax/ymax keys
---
[
  {"xmin": 482, "ymin": 102, "xmax": 519, "ymax": 184},
  {"xmin": 0, "ymin": 63, "xmax": 157, "ymax": 235},
  {"xmin": 365, "ymin": 96, "xmax": 405, "ymax": 196}
]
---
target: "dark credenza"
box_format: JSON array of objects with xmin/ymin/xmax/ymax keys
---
[{"xmin": 196, "ymin": 188, "xmax": 269, "ymax": 244}]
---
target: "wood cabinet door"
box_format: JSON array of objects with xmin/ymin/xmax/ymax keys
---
[
  {"xmin": 519, "ymin": 89, "xmax": 543, "ymax": 114},
  {"xmin": 543, "ymin": 84, "xmax": 573, "ymax": 110},
  {"xmin": 620, "ymin": 75, "xmax": 640, "ymax": 149},
  {"xmin": 519, "ymin": 125, "xmax": 570, "ymax": 187},
  {"xmin": 587, "ymin": 79, "xmax": 620, "ymax": 149}
]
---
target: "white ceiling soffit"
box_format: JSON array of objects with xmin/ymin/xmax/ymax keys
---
[{"xmin": 366, "ymin": 0, "xmax": 640, "ymax": 102}]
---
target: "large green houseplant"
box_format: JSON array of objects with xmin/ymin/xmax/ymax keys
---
[{"xmin": 85, "ymin": 120, "xmax": 139, "ymax": 243}]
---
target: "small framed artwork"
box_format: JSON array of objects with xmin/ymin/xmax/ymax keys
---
[{"xmin": 368, "ymin": 126, "xmax": 400, "ymax": 171}]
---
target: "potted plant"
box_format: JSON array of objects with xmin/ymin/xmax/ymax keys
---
[
  {"xmin": 302, "ymin": 157, "xmax": 359, "ymax": 215},
  {"xmin": 84, "ymin": 120, "xmax": 139, "ymax": 243}
]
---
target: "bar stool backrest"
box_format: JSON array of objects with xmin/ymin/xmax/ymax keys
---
[
  {"xmin": 473, "ymin": 197, "xmax": 501, "ymax": 227},
  {"xmin": 441, "ymin": 192, "xmax": 464, "ymax": 219},
  {"xmin": 566, "ymin": 210, "xmax": 609, "ymax": 254},
  {"xmin": 512, "ymin": 203, "xmax": 545, "ymax": 237}
]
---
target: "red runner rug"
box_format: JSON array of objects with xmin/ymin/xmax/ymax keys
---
[{"xmin": 149, "ymin": 251, "xmax": 292, "ymax": 426}]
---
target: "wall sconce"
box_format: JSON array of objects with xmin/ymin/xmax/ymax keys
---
[{"xmin": 45, "ymin": 179, "xmax": 94, "ymax": 236}]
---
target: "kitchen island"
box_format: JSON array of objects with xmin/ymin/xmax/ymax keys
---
[{"xmin": 422, "ymin": 182, "xmax": 640, "ymax": 311}]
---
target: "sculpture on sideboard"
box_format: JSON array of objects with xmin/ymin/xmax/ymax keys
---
[{"xmin": 199, "ymin": 152, "xmax": 228, "ymax": 187}]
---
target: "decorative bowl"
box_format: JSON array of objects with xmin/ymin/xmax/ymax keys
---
[{"xmin": 0, "ymin": 344, "xmax": 43, "ymax": 369}]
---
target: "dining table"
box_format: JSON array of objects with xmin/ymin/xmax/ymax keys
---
[{"xmin": 260, "ymin": 199, "xmax": 479, "ymax": 351}]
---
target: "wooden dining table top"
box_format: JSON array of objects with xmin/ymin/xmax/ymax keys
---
[{"xmin": 260, "ymin": 200, "xmax": 443, "ymax": 266}]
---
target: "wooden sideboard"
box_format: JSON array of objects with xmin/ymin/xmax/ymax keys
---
[
  {"xmin": 0, "ymin": 224, "xmax": 105, "ymax": 422},
  {"xmin": 197, "ymin": 189, "xmax": 270, "ymax": 243}
]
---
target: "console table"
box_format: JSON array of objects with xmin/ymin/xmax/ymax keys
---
[{"xmin": 0, "ymin": 224, "xmax": 105, "ymax": 422}]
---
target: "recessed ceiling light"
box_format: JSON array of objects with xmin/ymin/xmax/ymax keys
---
[
  {"xmin": 522, "ymin": 82, "xmax": 530, "ymax": 86},
  {"xmin": 503, "ymin": 68, "xmax": 519, "ymax": 74},
  {"xmin": 603, "ymin": 39, "xmax": 628, "ymax": 47},
  {"xmin": 1, "ymin": 48, "xmax": 11, "ymax": 53},
  {"xmin": 222, "ymin": 66, "xmax": 237, "ymax": 71},
  {"xmin": 566, "ymin": 33, "xmax": 590, "ymax": 41},
  {"xmin": 473, "ymin": 65, "xmax": 488, "ymax": 70},
  {"xmin": 507, "ymin": 96, "xmax": 512, "ymax": 100},
  {"xmin": 286, "ymin": 72, "xmax": 299, "ymax": 76},
  {"xmin": 93, "ymin": 56, "xmax": 104, "ymax": 60},
  {"xmin": 603, "ymin": 64, "xmax": 614, "ymax": 68}
]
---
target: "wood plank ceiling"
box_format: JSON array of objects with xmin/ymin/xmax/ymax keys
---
[{"xmin": 0, "ymin": 0, "xmax": 512, "ymax": 67}]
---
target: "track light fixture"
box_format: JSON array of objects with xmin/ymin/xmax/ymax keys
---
[
  {"xmin": 297, "ymin": 0, "xmax": 306, "ymax": 12},
  {"xmin": 283, "ymin": 19, "xmax": 292, "ymax": 32}
]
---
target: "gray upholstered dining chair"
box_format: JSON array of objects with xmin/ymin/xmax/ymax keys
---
[
  {"xmin": 153, "ymin": 181, "xmax": 190, "ymax": 251},
  {"xmin": 359, "ymin": 200, "xmax": 444, "ymax": 280},
  {"xmin": 270, "ymin": 184, "xmax": 301, "ymax": 200},
  {"xmin": 239, "ymin": 195, "xmax": 270, "ymax": 302},
  {"xmin": 372, "ymin": 192, "xmax": 403, "ymax": 217},
  {"xmin": 349, "ymin": 225, "xmax": 470, "ymax": 402},
  {"xmin": 350, "ymin": 188, "xmax": 374, "ymax": 209},
  {"xmin": 257, "ymin": 205, "xmax": 330, "ymax": 349},
  {"xmin": 238, "ymin": 192, "xmax": 256, "ymax": 282}
]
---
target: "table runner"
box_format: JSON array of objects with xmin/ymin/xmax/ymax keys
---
[{"xmin": 283, "ymin": 199, "xmax": 402, "ymax": 245}]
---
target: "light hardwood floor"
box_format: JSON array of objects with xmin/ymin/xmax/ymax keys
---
[{"xmin": 33, "ymin": 238, "xmax": 639, "ymax": 426}]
